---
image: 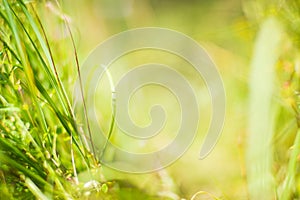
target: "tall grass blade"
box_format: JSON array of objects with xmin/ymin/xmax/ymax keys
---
[
  {"xmin": 246, "ymin": 17, "xmax": 283, "ymax": 199},
  {"xmin": 53, "ymin": 0, "xmax": 97, "ymax": 162}
]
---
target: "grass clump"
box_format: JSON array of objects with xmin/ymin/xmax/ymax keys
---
[
  {"xmin": 0, "ymin": 1, "xmax": 178, "ymax": 199},
  {"xmin": 0, "ymin": 0, "xmax": 101, "ymax": 198}
]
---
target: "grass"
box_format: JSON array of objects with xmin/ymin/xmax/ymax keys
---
[
  {"xmin": 245, "ymin": 1, "xmax": 300, "ymax": 199},
  {"xmin": 0, "ymin": 0, "xmax": 300, "ymax": 199},
  {"xmin": 0, "ymin": 0, "xmax": 95, "ymax": 198},
  {"xmin": 246, "ymin": 17, "xmax": 283, "ymax": 199},
  {"xmin": 0, "ymin": 0, "xmax": 177, "ymax": 199}
]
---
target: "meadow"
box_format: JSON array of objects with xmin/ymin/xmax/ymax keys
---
[{"xmin": 0, "ymin": 0, "xmax": 299, "ymax": 199}]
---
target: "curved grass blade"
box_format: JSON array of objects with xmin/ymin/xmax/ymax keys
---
[
  {"xmin": 246, "ymin": 17, "xmax": 283, "ymax": 200},
  {"xmin": 53, "ymin": 0, "xmax": 96, "ymax": 160}
]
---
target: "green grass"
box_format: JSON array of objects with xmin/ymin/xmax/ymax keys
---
[
  {"xmin": 0, "ymin": 1, "xmax": 178, "ymax": 199},
  {"xmin": 0, "ymin": 0, "xmax": 96, "ymax": 198},
  {"xmin": 1, "ymin": 0, "xmax": 300, "ymax": 199},
  {"xmin": 246, "ymin": 16, "xmax": 282, "ymax": 199},
  {"xmin": 245, "ymin": 1, "xmax": 300, "ymax": 199}
]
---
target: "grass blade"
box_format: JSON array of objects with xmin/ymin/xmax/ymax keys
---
[
  {"xmin": 25, "ymin": 178, "xmax": 50, "ymax": 200},
  {"xmin": 280, "ymin": 129, "xmax": 300, "ymax": 199},
  {"xmin": 246, "ymin": 17, "xmax": 283, "ymax": 199}
]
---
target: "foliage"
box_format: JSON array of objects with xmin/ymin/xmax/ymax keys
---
[{"xmin": 1, "ymin": 0, "xmax": 300, "ymax": 199}]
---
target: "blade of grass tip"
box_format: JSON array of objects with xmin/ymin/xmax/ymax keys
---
[
  {"xmin": 280, "ymin": 129, "xmax": 300, "ymax": 200},
  {"xmin": 53, "ymin": 0, "xmax": 96, "ymax": 161},
  {"xmin": 25, "ymin": 178, "xmax": 50, "ymax": 200},
  {"xmin": 3, "ymin": 0, "xmax": 48, "ymax": 134},
  {"xmin": 246, "ymin": 17, "xmax": 283, "ymax": 200}
]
